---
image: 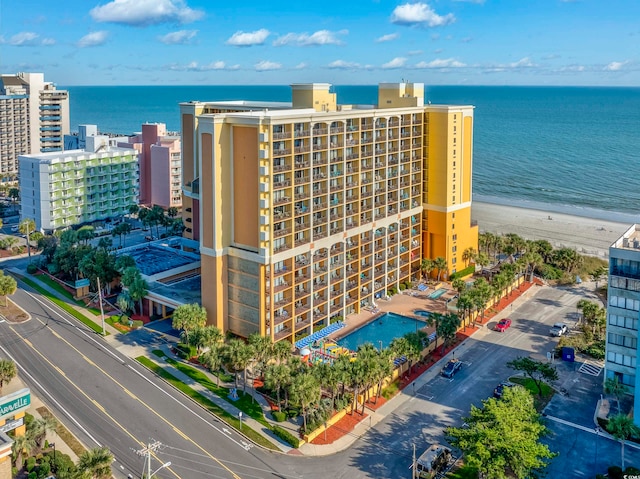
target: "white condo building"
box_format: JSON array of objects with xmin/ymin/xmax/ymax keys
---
[
  {"xmin": 606, "ymin": 224, "xmax": 640, "ymax": 426},
  {"xmin": 0, "ymin": 72, "xmax": 69, "ymax": 177},
  {"xmin": 19, "ymin": 135, "xmax": 139, "ymax": 232}
]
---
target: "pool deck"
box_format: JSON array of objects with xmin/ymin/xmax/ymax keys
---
[{"xmin": 329, "ymin": 283, "xmax": 457, "ymax": 343}]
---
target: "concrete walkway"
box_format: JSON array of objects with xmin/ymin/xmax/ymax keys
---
[{"xmin": 10, "ymin": 266, "xmax": 578, "ymax": 458}]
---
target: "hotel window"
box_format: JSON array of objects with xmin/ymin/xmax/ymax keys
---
[
  {"xmin": 607, "ymin": 351, "xmax": 636, "ymax": 368},
  {"xmin": 608, "ymin": 333, "xmax": 637, "ymax": 349},
  {"xmin": 609, "ymin": 314, "xmax": 639, "ymax": 330},
  {"xmin": 452, "ymin": 246, "xmax": 457, "ymax": 253},
  {"xmin": 452, "ymin": 234, "xmax": 457, "ymax": 241},
  {"xmin": 452, "ymin": 258, "xmax": 457, "ymax": 264}
]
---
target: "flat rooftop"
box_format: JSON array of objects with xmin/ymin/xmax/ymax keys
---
[
  {"xmin": 612, "ymin": 224, "xmax": 640, "ymax": 251},
  {"xmin": 124, "ymin": 243, "xmax": 199, "ymax": 277},
  {"xmin": 148, "ymin": 275, "xmax": 202, "ymax": 305}
]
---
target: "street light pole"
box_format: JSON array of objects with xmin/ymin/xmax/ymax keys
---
[
  {"xmin": 50, "ymin": 442, "xmax": 56, "ymax": 473},
  {"xmin": 97, "ymin": 277, "xmax": 106, "ymax": 336},
  {"xmin": 149, "ymin": 461, "xmax": 171, "ymax": 479},
  {"xmin": 238, "ymin": 411, "xmax": 243, "ymax": 431}
]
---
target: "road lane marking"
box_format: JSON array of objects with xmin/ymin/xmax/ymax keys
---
[
  {"xmin": 11, "ymin": 291, "xmax": 244, "ymax": 479},
  {"xmin": 5, "ymin": 327, "xmax": 183, "ymax": 479}
]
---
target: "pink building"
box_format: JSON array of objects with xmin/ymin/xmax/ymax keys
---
[{"xmin": 120, "ymin": 123, "xmax": 181, "ymax": 209}]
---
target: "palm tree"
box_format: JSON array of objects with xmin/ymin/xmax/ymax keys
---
[
  {"xmin": 30, "ymin": 415, "xmax": 58, "ymax": 450},
  {"xmin": 462, "ymin": 247, "xmax": 476, "ymax": 268},
  {"xmin": 590, "ymin": 266, "xmax": 608, "ymax": 288},
  {"xmin": 248, "ymin": 333, "xmax": 273, "ymax": 379},
  {"xmin": 347, "ymin": 358, "xmax": 367, "ymax": 415},
  {"xmin": 76, "ymin": 446, "xmax": 114, "ymax": 479},
  {"xmin": 356, "ymin": 343, "xmax": 379, "ymax": 412},
  {"xmin": 433, "ymin": 256, "xmax": 448, "ymax": 282},
  {"xmin": 420, "ymin": 258, "xmax": 434, "ymax": 281},
  {"xmin": 607, "ymin": 413, "xmax": 640, "ymax": 471},
  {"xmin": 200, "ymin": 346, "xmax": 224, "ymax": 386},
  {"xmin": 172, "ymin": 303, "xmax": 208, "ymax": 346},
  {"xmin": 289, "ymin": 371, "xmax": 321, "ymax": 432},
  {"xmin": 313, "ymin": 361, "xmax": 340, "ymax": 409},
  {"xmin": 11, "ymin": 433, "xmax": 35, "ymax": 470},
  {"xmin": 199, "ymin": 325, "xmax": 223, "ymax": 352},
  {"xmin": 333, "ymin": 354, "xmax": 352, "ymax": 400},
  {"xmin": 0, "ymin": 273, "xmax": 17, "ymax": 306},
  {"xmin": 265, "ymin": 363, "xmax": 291, "ymax": 410},
  {"xmin": 0, "ymin": 359, "xmax": 17, "ymax": 394},
  {"xmin": 456, "ymin": 293, "xmax": 474, "ymax": 330},
  {"xmin": 522, "ymin": 251, "xmax": 543, "ymax": 282},
  {"xmin": 373, "ymin": 349, "xmax": 393, "ymax": 404},
  {"xmin": 605, "ymin": 377, "xmax": 628, "ymax": 414},
  {"xmin": 451, "ymin": 278, "xmax": 467, "ymax": 296},
  {"xmin": 272, "ymin": 340, "xmax": 292, "ymax": 364},
  {"xmin": 223, "ymin": 338, "xmax": 254, "ymax": 391}
]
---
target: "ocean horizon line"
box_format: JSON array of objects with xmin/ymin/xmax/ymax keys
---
[{"xmin": 61, "ymin": 84, "xmax": 640, "ymax": 89}]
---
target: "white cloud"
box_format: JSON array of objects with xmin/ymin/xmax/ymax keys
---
[
  {"xmin": 158, "ymin": 30, "xmax": 197, "ymax": 44},
  {"xmin": 327, "ymin": 60, "xmax": 360, "ymax": 69},
  {"xmin": 376, "ymin": 33, "xmax": 399, "ymax": 43},
  {"xmin": 509, "ymin": 57, "xmax": 536, "ymax": 68},
  {"xmin": 90, "ymin": 0, "xmax": 203, "ymax": 26},
  {"xmin": 391, "ymin": 3, "xmax": 455, "ymax": 27},
  {"xmin": 77, "ymin": 31, "xmax": 109, "ymax": 48},
  {"xmin": 226, "ymin": 29, "xmax": 270, "ymax": 47},
  {"xmin": 407, "ymin": 50, "xmax": 423, "ymax": 56},
  {"xmin": 415, "ymin": 58, "xmax": 466, "ymax": 68},
  {"xmin": 604, "ymin": 61, "xmax": 628, "ymax": 71},
  {"xmin": 255, "ymin": 60, "xmax": 282, "ymax": 71},
  {"xmin": 169, "ymin": 60, "xmax": 238, "ymax": 71},
  {"xmin": 382, "ymin": 57, "xmax": 407, "ymax": 69},
  {"xmin": 5, "ymin": 32, "xmax": 40, "ymax": 46},
  {"xmin": 559, "ymin": 65, "xmax": 585, "ymax": 72},
  {"xmin": 294, "ymin": 62, "xmax": 308, "ymax": 70},
  {"xmin": 273, "ymin": 30, "xmax": 347, "ymax": 46},
  {"xmin": 41, "ymin": 38, "xmax": 56, "ymax": 46}
]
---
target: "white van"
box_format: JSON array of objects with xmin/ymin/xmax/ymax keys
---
[{"xmin": 415, "ymin": 444, "xmax": 452, "ymax": 478}]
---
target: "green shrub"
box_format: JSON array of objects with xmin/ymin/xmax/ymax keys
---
[
  {"xmin": 175, "ymin": 343, "xmax": 197, "ymax": 359},
  {"xmin": 399, "ymin": 284, "xmax": 407, "ymax": 291},
  {"xmin": 131, "ymin": 319, "xmax": 144, "ymax": 329},
  {"xmin": 449, "ymin": 265, "xmax": 475, "ymax": 280},
  {"xmin": 537, "ymin": 263, "xmax": 563, "ymax": 280},
  {"xmin": 118, "ymin": 314, "xmax": 131, "ymax": 325},
  {"xmin": 584, "ymin": 341, "xmax": 605, "ymax": 360},
  {"xmin": 608, "ymin": 465, "xmax": 623, "ymax": 479},
  {"xmin": 26, "ymin": 264, "xmax": 38, "ymax": 274},
  {"xmin": 28, "ymin": 472, "xmax": 36, "ymax": 479},
  {"xmin": 36, "ymin": 461, "xmax": 50, "ymax": 478},
  {"xmin": 26, "ymin": 457, "xmax": 36, "ymax": 472},
  {"xmin": 330, "ymin": 315, "xmax": 343, "ymax": 324},
  {"xmin": 286, "ymin": 407, "xmax": 300, "ymax": 418},
  {"xmin": 626, "ymin": 467, "xmax": 640, "ymax": 475},
  {"xmin": 271, "ymin": 425, "xmax": 300, "ymax": 448},
  {"xmin": 272, "ymin": 411, "xmax": 286, "ymax": 422}
]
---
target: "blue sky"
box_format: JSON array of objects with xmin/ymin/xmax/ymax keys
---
[{"xmin": 1, "ymin": 0, "xmax": 638, "ymax": 86}]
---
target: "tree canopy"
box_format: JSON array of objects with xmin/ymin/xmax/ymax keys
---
[
  {"xmin": 507, "ymin": 357, "xmax": 558, "ymax": 397},
  {"xmin": 445, "ymin": 386, "xmax": 556, "ymax": 479}
]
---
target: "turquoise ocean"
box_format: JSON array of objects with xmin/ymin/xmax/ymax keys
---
[{"xmin": 65, "ymin": 85, "xmax": 640, "ymax": 223}]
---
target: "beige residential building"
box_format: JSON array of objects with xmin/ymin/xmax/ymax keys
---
[
  {"xmin": 0, "ymin": 72, "xmax": 69, "ymax": 177},
  {"xmin": 181, "ymin": 83, "xmax": 477, "ymax": 343}
]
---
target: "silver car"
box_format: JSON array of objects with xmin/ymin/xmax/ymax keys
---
[{"xmin": 550, "ymin": 322, "xmax": 568, "ymax": 337}]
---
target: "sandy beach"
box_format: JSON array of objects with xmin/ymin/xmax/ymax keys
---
[{"xmin": 471, "ymin": 201, "xmax": 631, "ymax": 258}]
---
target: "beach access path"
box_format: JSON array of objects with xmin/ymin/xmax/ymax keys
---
[{"xmin": 472, "ymin": 201, "xmax": 631, "ymax": 258}]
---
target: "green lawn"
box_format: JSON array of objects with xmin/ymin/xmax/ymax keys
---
[
  {"xmin": 136, "ymin": 356, "xmax": 278, "ymax": 450},
  {"xmin": 19, "ymin": 277, "xmax": 108, "ymax": 335},
  {"xmin": 36, "ymin": 274, "xmax": 102, "ymax": 315},
  {"xmin": 163, "ymin": 357, "xmax": 269, "ymax": 426},
  {"xmin": 447, "ymin": 464, "xmax": 477, "ymax": 479},
  {"xmin": 509, "ymin": 376, "xmax": 555, "ymax": 410}
]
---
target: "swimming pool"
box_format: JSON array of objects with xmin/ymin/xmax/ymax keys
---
[
  {"xmin": 337, "ymin": 312, "xmax": 425, "ymax": 351},
  {"xmin": 414, "ymin": 310, "xmax": 432, "ymax": 318},
  {"xmin": 428, "ymin": 288, "xmax": 448, "ymax": 299}
]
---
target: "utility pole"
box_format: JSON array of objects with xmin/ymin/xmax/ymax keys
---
[
  {"xmin": 412, "ymin": 443, "xmax": 417, "ymax": 479},
  {"xmin": 135, "ymin": 440, "xmax": 163, "ymax": 479},
  {"xmin": 97, "ymin": 277, "xmax": 106, "ymax": 336}
]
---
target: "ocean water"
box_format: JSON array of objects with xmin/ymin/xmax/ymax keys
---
[{"xmin": 64, "ymin": 85, "xmax": 640, "ymax": 220}]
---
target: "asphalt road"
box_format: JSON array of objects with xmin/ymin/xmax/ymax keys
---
[
  {"xmin": 2, "ymin": 277, "xmax": 639, "ymax": 479},
  {"xmin": 0, "ymin": 286, "xmax": 291, "ymax": 479}
]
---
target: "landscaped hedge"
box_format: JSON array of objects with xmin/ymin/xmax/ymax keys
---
[
  {"xmin": 175, "ymin": 343, "xmax": 197, "ymax": 359},
  {"xmin": 26, "ymin": 264, "xmax": 38, "ymax": 274},
  {"xmin": 449, "ymin": 265, "xmax": 475, "ymax": 280},
  {"xmin": 271, "ymin": 425, "xmax": 300, "ymax": 448},
  {"xmin": 272, "ymin": 411, "xmax": 286, "ymax": 422}
]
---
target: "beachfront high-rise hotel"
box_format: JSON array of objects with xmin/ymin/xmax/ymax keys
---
[
  {"xmin": 181, "ymin": 83, "xmax": 477, "ymax": 343},
  {"xmin": 0, "ymin": 73, "xmax": 69, "ymax": 177}
]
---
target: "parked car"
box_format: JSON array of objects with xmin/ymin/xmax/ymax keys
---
[
  {"xmin": 415, "ymin": 444, "xmax": 452, "ymax": 478},
  {"xmin": 493, "ymin": 381, "xmax": 515, "ymax": 399},
  {"xmin": 441, "ymin": 359, "xmax": 462, "ymax": 378},
  {"xmin": 495, "ymin": 318, "xmax": 512, "ymax": 332},
  {"xmin": 550, "ymin": 323, "xmax": 568, "ymax": 337}
]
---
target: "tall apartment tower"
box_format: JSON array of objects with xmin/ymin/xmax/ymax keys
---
[
  {"xmin": 181, "ymin": 83, "xmax": 478, "ymax": 342},
  {"xmin": 119, "ymin": 123, "xmax": 182, "ymax": 209},
  {"xmin": 0, "ymin": 72, "xmax": 69, "ymax": 177},
  {"xmin": 606, "ymin": 224, "xmax": 640, "ymax": 426}
]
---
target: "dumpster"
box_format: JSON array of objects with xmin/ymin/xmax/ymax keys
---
[{"xmin": 562, "ymin": 347, "xmax": 575, "ymax": 362}]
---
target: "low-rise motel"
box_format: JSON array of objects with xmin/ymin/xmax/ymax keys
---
[{"xmin": 180, "ymin": 82, "xmax": 478, "ymax": 343}]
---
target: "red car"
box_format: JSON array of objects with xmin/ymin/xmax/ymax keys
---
[{"xmin": 495, "ymin": 318, "xmax": 512, "ymax": 332}]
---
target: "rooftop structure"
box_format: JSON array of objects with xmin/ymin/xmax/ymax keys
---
[
  {"xmin": 180, "ymin": 82, "xmax": 478, "ymax": 342},
  {"xmin": 0, "ymin": 72, "xmax": 69, "ymax": 177}
]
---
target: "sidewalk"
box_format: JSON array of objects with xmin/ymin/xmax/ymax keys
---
[{"xmin": 11, "ymin": 266, "xmax": 542, "ymax": 457}]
